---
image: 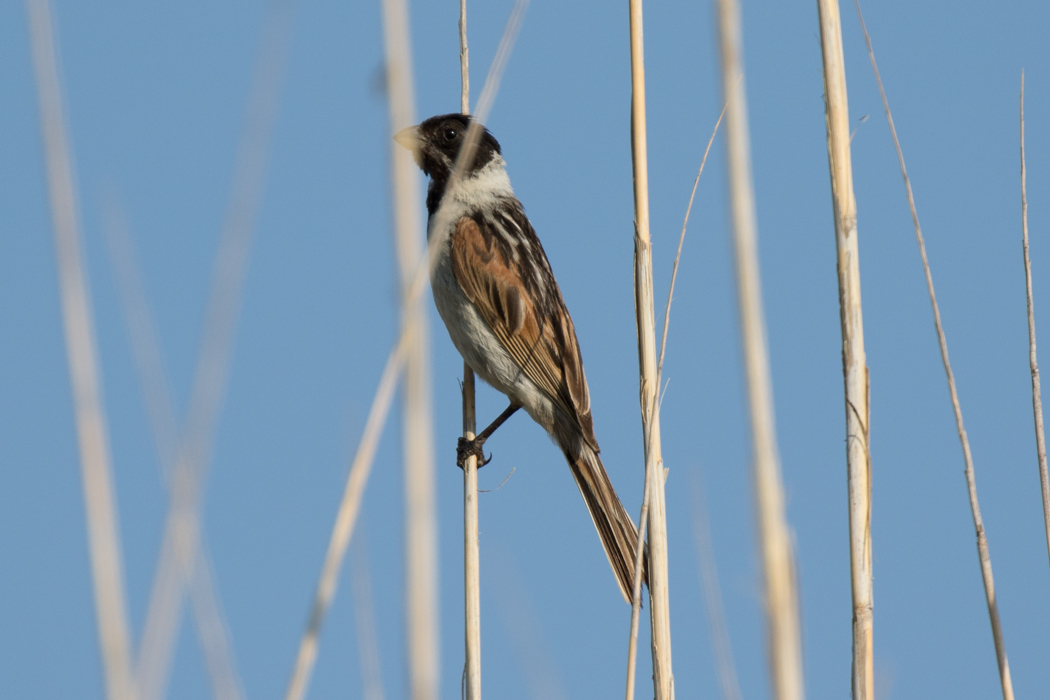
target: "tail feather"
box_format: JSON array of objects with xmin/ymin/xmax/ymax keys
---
[{"xmin": 566, "ymin": 445, "xmax": 649, "ymax": 603}]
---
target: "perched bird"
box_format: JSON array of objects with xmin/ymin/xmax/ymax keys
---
[{"xmin": 395, "ymin": 113, "xmax": 647, "ymax": 601}]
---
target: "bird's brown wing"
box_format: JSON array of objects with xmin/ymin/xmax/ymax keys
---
[{"xmin": 450, "ymin": 215, "xmax": 597, "ymax": 450}]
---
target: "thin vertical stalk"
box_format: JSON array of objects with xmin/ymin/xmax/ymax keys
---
[
  {"xmin": 715, "ymin": 1, "xmax": 805, "ymax": 699},
  {"xmin": 462, "ymin": 369, "xmax": 482, "ymax": 700},
  {"xmin": 853, "ymin": 6, "xmax": 1014, "ymax": 698},
  {"xmin": 815, "ymin": 2, "xmax": 872, "ymax": 698},
  {"xmin": 1020, "ymin": 71, "xmax": 1050, "ymax": 578},
  {"xmin": 458, "ymin": 5, "xmax": 482, "ymax": 699},
  {"xmin": 626, "ymin": 1, "xmax": 674, "ymax": 698},
  {"xmin": 382, "ymin": 0, "xmax": 439, "ymax": 696},
  {"xmin": 459, "ymin": 0, "xmax": 469, "ymax": 114},
  {"xmin": 26, "ymin": 3, "xmax": 135, "ymax": 698}
]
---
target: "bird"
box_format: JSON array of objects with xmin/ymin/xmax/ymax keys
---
[{"xmin": 394, "ymin": 113, "xmax": 648, "ymax": 602}]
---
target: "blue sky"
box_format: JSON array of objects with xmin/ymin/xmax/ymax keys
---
[{"xmin": 2, "ymin": 0, "xmax": 1049, "ymax": 698}]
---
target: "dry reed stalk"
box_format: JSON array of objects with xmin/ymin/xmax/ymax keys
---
[
  {"xmin": 462, "ymin": 368, "xmax": 482, "ymax": 700},
  {"xmin": 815, "ymin": 2, "xmax": 872, "ymax": 698},
  {"xmin": 624, "ymin": 1, "xmax": 674, "ymax": 698},
  {"xmin": 26, "ymin": 3, "xmax": 135, "ymax": 698},
  {"xmin": 381, "ymin": 0, "xmax": 440, "ymax": 696},
  {"xmin": 1020, "ymin": 72, "xmax": 1050, "ymax": 576},
  {"xmin": 659, "ymin": 103, "xmax": 727, "ymax": 378},
  {"xmin": 135, "ymin": 3, "xmax": 295, "ymax": 695},
  {"xmin": 459, "ymin": 0, "xmax": 469, "ymax": 114},
  {"xmin": 456, "ymin": 4, "xmax": 483, "ymax": 699},
  {"xmin": 626, "ymin": 100, "xmax": 725, "ymax": 700},
  {"xmin": 102, "ymin": 201, "xmax": 245, "ymax": 700},
  {"xmin": 283, "ymin": 338, "xmax": 407, "ymax": 700},
  {"xmin": 852, "ymin": 5, "xmax": 1015, "ymax": 698},
  {"xmin": 715, "ymin": 1, "xmax": 805, "ymax": 698}
]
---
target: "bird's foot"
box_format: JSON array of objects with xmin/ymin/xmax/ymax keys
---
[{"xmin": 456, "ymin": 436, "xmax": 491, "ymax": 469}]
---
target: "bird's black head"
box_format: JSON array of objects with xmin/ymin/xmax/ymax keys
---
[{"xmin": 395, "ymin": 113, "xmax": 502, "ymax": 181}]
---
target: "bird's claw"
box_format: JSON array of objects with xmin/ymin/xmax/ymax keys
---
[{"xmin": 457, "ymin": 436, "xmax": 491, "ymax": 469}]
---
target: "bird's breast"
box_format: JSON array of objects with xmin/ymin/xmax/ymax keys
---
[{"xmin": 429, "ymin": 221, "xmax": 556, "ymax": 433}]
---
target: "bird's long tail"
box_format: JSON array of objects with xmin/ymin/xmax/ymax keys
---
[{"xmin": 565, "ymin": 444, "xmax": 649, "ymax": 603}]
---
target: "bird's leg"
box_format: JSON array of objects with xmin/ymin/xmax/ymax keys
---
[{"xmin": 457, "ymin": 402, "xmax": 521, "ymax": 469}]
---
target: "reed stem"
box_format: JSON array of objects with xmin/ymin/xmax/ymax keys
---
[
  {"xmin": 459, "ymin": 5, "xmax": 483, "ymax": 698},
  {"xmin": 382, "ymin": 0, "xmax": 440, "ymax": 694},
  {"xmin": 625, "ymin": 0, "xmax": 674, "ymax": 698},
  {"xmin": 1020, "ymin": 71, "xmax": 1050, "ymax": 581},
  {"xmin": 26, "ymin": 3, "xmax": 135, "ymax": 697},
  {"xmin": 716, "ymin": 0, "xmax": 805, "ymax": 697},
  {"xmin": 815, "ymin": 2, "xmax": 872, "ymax": 697},
  {"xmin": 462, "ymin": 367, "xmax": 482, "ymax": 700}
]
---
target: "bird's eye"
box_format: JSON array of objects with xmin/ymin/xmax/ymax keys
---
[{"xmin": 443, "ymin": 127, "xmax": 458, "ymax": 141}]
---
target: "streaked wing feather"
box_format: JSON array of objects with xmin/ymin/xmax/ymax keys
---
[{"xmin": 450, "ymin": 214, "xmax": 596, "ymax": 447}]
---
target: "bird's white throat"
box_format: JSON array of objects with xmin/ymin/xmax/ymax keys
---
[{"xmin": 444, "ymin": 156, "xmax": 513, "ymax": 207}]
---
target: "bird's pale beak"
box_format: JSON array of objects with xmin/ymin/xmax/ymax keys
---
[{"xmin": 394, "ymin": 125, "xmax": 422, "ymax": 153}]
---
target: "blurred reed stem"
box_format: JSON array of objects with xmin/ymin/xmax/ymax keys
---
[
  {"xmin": 716, "ymin": 0, "xmax": 805, "ymax": 697},
  {"xmin": 26, "ymin": 2, "xmax": 135, "ymax": 698},
  {"xmin": 382, "ymin": 0, "xmax": 440, "ymax": 695}
]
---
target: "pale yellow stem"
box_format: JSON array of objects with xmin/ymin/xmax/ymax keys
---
[{"xmin": 815, "ymin": 1, "xmax": 872, "ymax": 698}]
